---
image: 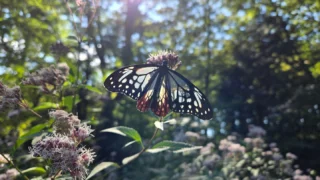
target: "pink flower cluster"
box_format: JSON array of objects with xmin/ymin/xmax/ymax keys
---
[
  {"xmin": 0, "ymin": 168, "xmax": 19, "ymax": 180},
  {"xmin": 30, "ymin": 110, "xmax": 95, "ymax": 179},
  {"xmin": 247, "ymin": 124, "xmax": 266, "ymax": 137},
  {"xmin": 219, "ymin": 136, "xmax": 245, "ymax": 154}
]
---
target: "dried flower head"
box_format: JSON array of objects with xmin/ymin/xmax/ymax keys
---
[
  {"xmin": 57, "ymin": 62, "xmax": 70, "ymax": 76},
  {"xmin": 0, "ymin": 82, "xmax": 22, "ymax": 111},
  {"xmin": 147, "ymin": 50, "xmax": 181, "ymax": 70},
  {"xmin": 22, "ymin": 64, "xmax": 69, "ymax": 93},
  {"xmin": 50, "ymin": 41, "xmax": 69, "ymax": 56},
  {"xmin": 49, "ymin": 110, "xmax": 81, "ymax": 135}
]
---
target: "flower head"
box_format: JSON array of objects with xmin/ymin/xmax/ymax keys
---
[
  {"xmin": 147, "ymin": 51, "xmax": 181, "ymax": 70},
  {"xmin": 29, "ymin": 134, "xmax": 95, "ymax": 179},
  {"xmin": 50, "ymin": 42, "xmax": 69, "ymax": 56},
  {"xmin": 49, "ymin": 110, "xmax": 81, "ymax": 135},
  {"xmin": 21, "ymin": 64, "xmax": 69, "ymax": 93},
  {"xmin": 72, "ymin": 123, "xmax": 94, "ymax": 143},
  {"xmin": 247, "ymin": 125, "xmax": 266, "ymax": 137},
  {"xmin": 0, "ymin": 82, "xmax": 22, "ymax": 111}
]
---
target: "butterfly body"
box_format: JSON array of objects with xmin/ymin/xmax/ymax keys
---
[{"xmin": 104, "ymin": 62, "xmax": 213, "ymax": 120}]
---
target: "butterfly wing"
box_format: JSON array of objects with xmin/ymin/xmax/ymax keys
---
[
  {"xmin": 150, "ymin": 75, "xmax": 170, "ymax": 117},
  {"xmin": 167, "ymin": 70, "xmax": 213, "ymax": 120},
  {"xmin": 104, "ymin": 64, "xmax": 160, "ymax": 100}
]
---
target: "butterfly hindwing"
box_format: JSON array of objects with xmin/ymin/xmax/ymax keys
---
[
  {"xmin": 150, "ymin": 75, "xmax": 170, "ymax": 117},
  {"xmin": 167, "ymin": 70, "xmax": 213, "ymax": 120},
  {"xmin": 104, "ymin": 64, "xmax": 160, "ymax": 100}
]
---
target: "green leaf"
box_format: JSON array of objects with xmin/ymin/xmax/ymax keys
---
[
  {"xmin": 123, "ymin": 141, "xmax": 136, "ymax": 148},
  {"xmin": 122, "ymin": 153, "xmax": 140, "ymax": 165},
  {"xmin": 146, "ymin": 147, "xmax": 170, "ymax": 153},
  {"xmin": 22, "ymin": 167, "xmax": 46, "ymax": 175},
  {"xmin": 67, "ymin": 35, "xmax": 79, "ymax": 42},
  {"xmin": 82, "ymin": 85, "xmax": 103, "ymax": 94},
  {"xmin": 101, "ymin": 126, "xmax": 143, "ymax": 147},
  {"xmin": 86, "ymin": 162, "xmax": 119, "ymax": 180},
  {"xmin": 151, "ymin": 140, "xmax": 202, "ymax": 153},
  {"xmin": 33, "ymin": 102, "xmax": 57, "ymax": 111},
  {"xmin": 14, "ymin": 124, "xmax": 47, "ymax": 150}
]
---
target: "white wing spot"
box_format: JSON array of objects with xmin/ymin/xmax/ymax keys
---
[
  {"xmin": 132, "ymin": 89, "xmax": 135, "ymax": 93},
  {"xmin": 133, "ymin": 76, "xmax": 137, "ymax": 80},
  {"xmin": 119, "ymin": 69, "xmax": 133, "ymax": 82},
  {"xmin": 134, "ymin": 83, "xmax": 139, "ymax": 89},
  {"xmin": 194, "ymin": 101, "xmax": 198, "ymax": 107},
  {"xmin": 136, "ymin": 67, "xmax": 158, "ymax": 75},
  {"xmin": 208, "ymin": 108, "xmax": 210, "ymax": 112},
  {"xmin": 180, "ymin": 105, "xmax": 184, "ymax": 108},
  {"xmin": 126, "ymin": 85, "xmax": 129, "ymax": 89},
  {"xmin": 119, "ymin": 84, "xmax": 122, "ymax": 88},
  {"xmin": 122, "ymin": 78, "xmax": 127, "ymax": 83},
  {"xmin": 137, "ymin": 76, "xmax": 144, "ymax": 83},
  {"xmin": 188, "ymin": 105, "xmax": 192, "ymax": 109},
  {"xmin": 129, "ymin": 80, "xmax": 133, "ymax": 84},
  {"xmin": 187, "ymin": 98, "xmax": 192, "ymax": 103},
  {"xmin": 196, "ymin": 108, "xmax": 199, "ymax": 112},
  {"xmin": 110, "ymin": 77, "xmax": 113, "ymax": 80},
  {"xmin": 205, "ymin": 111, "xmax": 207, "ymax": 114},
  {"xmin": 111, "ymin": 81, "xmax": 113, "ymax": 84}
]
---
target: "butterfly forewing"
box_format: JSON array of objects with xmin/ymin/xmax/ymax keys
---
[
  {"xmin": 104, "ymin": 65, "xmax": 159, "ymax": 100},
  {"xmin": 167, "ymin": 70, "xmax": 213, "ymax": 120}
]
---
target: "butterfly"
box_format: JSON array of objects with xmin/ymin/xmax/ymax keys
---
[{"xmin": 104, "ymin": 60, "xmax": 213, "ymax": 120}]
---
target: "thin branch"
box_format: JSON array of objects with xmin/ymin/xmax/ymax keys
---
[
  {"xmin": 0, "ymin": 152, "xmax": 29, "ymax": 180},
  {"xmin": 51, "ymin": 170, "xmax": 62, "ymax": 180}
]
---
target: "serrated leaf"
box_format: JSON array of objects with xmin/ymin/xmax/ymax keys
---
[
  {"xmin": 22, "ymin": 167, "xmax": 46, "ymax": 175},
  {"xmin": 154, "ymin": 121, "xmax": 164, "ymax": 131},
  {"xmin": 86, "ymin": 162, "xmax": 119, "ymax": 180},
  {"xmin": 122, "ymin": 153, "xmax": 140, "ymax": 165},
  {"xmin": 101, "ymin": 126, "xmax": 143, "ymax": 147}
]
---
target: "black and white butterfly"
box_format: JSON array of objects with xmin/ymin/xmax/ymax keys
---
[{"xmin": 104, "ymin": 61, "xmax": 213, "ymax": 120}]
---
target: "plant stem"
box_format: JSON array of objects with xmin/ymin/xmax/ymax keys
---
[
  {"xmin": 72, "ymin": 40, "xmax": 82, "ymax": 114},
  {"xmin": 18, "ymin": 102, "xmax": 42, "ymax": 118},
  {"xmin": 0, "ymin": 152, "xmax": 29, "ymax": 180},
  {"xmin": 51, "ymin": 170, "xmax": 62, "ymax": 180}
]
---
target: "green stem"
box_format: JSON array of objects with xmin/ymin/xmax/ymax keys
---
[
  {"xmin": 72, "ymin": 40, "xmax": 82, "ymax": 114},
  {"xmin": 0, "ymin": 152, "xmax": 29, "ymax": 180}
]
